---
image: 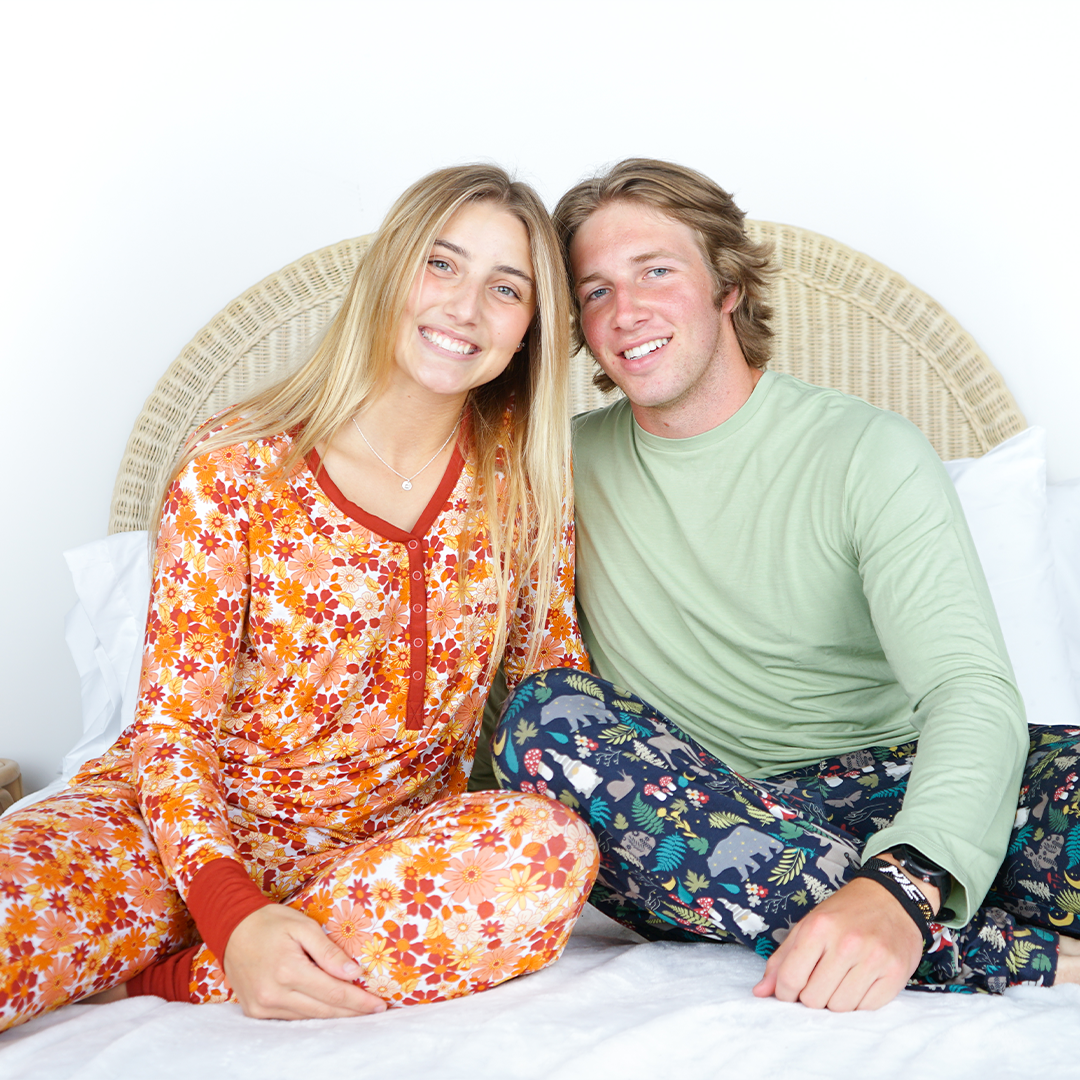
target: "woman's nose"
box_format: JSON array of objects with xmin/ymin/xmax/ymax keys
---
[{"xmin": 443, "ymin": 279, "xmax": 481, "ymax": 323}]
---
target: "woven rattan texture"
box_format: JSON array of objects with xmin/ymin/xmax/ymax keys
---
[{"xmin": 109, "ymin": 224, "xmax": 1025, "ymax": 534}]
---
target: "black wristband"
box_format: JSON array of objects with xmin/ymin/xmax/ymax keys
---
[{"xmin": 850, "ymin": 857, "xmax": 936, "ymax": 952}]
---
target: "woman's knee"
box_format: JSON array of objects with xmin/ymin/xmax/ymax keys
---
[{"xmin": 0, "ymin": 787, "xmax": 191, "ymax": 1029}]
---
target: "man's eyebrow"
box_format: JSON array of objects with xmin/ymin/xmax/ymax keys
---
[
  {"xmin": 629, "ymin": 249, "xmax": 685, "ymax": 265},
  {"xmin": 574, "ymin": 250, "xmax": 687, "ymax": 287},
  {"xmin": 574, "ymin": 270, "xmax": 605, "ymax": 289},
  {"xmin": 433, "ymin": 239, "xmax": 534, "ymax": 287}
]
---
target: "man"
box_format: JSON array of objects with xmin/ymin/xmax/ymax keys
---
[{"xmin": 490, "ymin": 158, "xmax": 1080, "ymax": 1010}]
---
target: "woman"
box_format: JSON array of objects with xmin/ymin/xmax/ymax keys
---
[{"xmin": 0, "ymin": 165, "xmax": 597, "ymax": 1028}]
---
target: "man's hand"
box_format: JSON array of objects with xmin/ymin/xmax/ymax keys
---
[
  {"xmin": 222, "ymin": 904, "xmax": 387, "ymax": 1020},
  {"xmin": 752, "ymin": 860, "xmax": 937, "ymax": 1011}
]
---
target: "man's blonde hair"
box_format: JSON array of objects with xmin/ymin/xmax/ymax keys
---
[
  {"xmin": 164, "ymin": 164, "xmax": 573, "ymax": 671},
  {"xmin": 553, "ymin": 158, "xmax": 775, "ymax": 391}
]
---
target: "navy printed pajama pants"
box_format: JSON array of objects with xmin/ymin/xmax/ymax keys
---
[{"xmin": 491, "ymin": 668, "xmax": 1080, "ymax": 992}]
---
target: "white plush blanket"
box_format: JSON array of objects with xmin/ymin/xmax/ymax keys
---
[{"xmin": 2, "ymin": 905, "xmax": 1077, "ymax": 1080}]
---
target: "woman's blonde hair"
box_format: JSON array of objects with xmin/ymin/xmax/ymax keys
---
[{"xmin": 164, "ymin": 164, "xmax": 573, "ymax": 671}]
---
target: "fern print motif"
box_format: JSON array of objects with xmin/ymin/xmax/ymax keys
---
[{"xmin": 491, "ymin": 669, "xmax": 1077, "ymax": 991}]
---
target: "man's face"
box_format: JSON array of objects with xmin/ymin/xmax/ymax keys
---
[{"xmin": 570, "ymin": 199, "xmax": 737, "ymax": 423}]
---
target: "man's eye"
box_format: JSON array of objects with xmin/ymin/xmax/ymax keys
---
[
  {"xmin": 646, "ymin": 267, "xmax": 670, "ymax": 278},
  {"xmin": 584, "ymin": 287, "xmax": 609, "ymax": 303}
]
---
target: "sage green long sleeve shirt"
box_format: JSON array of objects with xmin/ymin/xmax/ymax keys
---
[{"xmin": 572, "ymin": 371, "xmax": 1027, "ymax": 924}]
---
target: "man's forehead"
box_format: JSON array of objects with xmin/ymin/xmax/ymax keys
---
[
  {"xmin": 570, "ymin": 200, "xmax": 706, "ymax": 276},
  {"xmin": 577, "ymin": 199, "xmax": 683, "ymax": 238}
]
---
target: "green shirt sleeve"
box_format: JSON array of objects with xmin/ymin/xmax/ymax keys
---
[{"xmin": 844, "ymin": 413, "xmax": 1027, "ymax": 923}]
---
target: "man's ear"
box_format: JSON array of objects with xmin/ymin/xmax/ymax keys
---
[{"xmin": 720, "ymin": 286, "xmax": 742, "ymax": 315}]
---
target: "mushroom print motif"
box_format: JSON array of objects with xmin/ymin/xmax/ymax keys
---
[{"xmin": 522, "ymin": 747, "xmax": 555, "ymax": 797}]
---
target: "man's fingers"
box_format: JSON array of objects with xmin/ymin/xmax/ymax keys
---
[
  {"xmin": 808, "ymin": 964, "xmax": 901, "ymax": 1013},
  {"xmin": 797, "ymin": 951, "xmax": 869, "ymax": 1011},
  {"xmin": 855, "ymin": 974, "xmax": 907, "ymax": 1012},
  {"xmin": 752, "ymin": 928, "xmax": 795, "ymax": 998},
  {"xmin": 764, "ymin": 929, "xmax": 825, "ymax": 1004},
  {"xmin": 751, "ymin": 966, "xmax": 778, "ymax": 998}
]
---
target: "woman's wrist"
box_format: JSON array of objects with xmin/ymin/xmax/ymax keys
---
[{"xmin": 185, "ymin": 857, "xmax": 275, "ymax": 963}]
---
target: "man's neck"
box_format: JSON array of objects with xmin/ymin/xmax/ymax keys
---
[{"xmin": 631, "ymin": 364, "xmax": 764, "ymax": 439}]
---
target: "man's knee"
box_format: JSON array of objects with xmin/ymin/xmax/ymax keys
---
[{"xmin": 492, "ymin": 669, "xmax": 615, "ymax": 798}]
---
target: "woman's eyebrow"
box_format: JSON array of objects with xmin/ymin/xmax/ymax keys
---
[{"xmin": 433, "ymin": 239, "xmax": 533, "ymax": 286}]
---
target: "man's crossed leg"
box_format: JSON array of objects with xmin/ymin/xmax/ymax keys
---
[{"xmin": 493, "ymin": 668, "xmax": 1077, "ymax": 993}]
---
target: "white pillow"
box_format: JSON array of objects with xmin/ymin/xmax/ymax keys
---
[
  {"xmin": 945, "ymin": 427, "xmax": 1080, "ymax": 727},
  {"xmin": 60, "ymin": 531, "xmax": 151, "ymax": 776},
  {"xmin": 5, "ymin": 531, "xmax": 151, "ymax": 816},
  {"xmin": 1048, "ymin": 478, "xmax": 1080, "ymax": 687}
]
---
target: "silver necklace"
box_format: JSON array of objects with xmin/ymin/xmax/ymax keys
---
[{"xmin": 350, "ymin": 413, "xmax": 461, "ymax": 491}]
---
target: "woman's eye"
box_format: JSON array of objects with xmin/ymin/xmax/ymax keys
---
[
  {"xmin": 428, "ymin": 258, "xmax": 452, "ymax": 272},
  {"xmin": 494, "ymin": 284, "xmax": 521, "ymax": 300}
]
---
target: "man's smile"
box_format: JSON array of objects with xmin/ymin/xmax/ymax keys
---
[{"xmin": 622, "ymin": 337, "xmax": 671, "ymax": 361}]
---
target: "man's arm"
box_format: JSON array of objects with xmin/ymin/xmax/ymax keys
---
[
  {"xmin": 757, "ymin": 414, "xmax": 1025, "ymax": 1010},
  {"xmin": 847, "ymin": 414, "xmax": 1026, "ymax": 921}
]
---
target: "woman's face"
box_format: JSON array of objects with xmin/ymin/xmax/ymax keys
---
[{"xmin": 392, "ymin": 200, "xmax": 536, "ymax": 404}]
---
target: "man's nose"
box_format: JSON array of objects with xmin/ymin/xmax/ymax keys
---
[{"xmin": 612, "ymin": 285, "xmax": 646, "ymax": 329}]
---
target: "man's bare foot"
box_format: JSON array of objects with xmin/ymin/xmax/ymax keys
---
[
  {"xmin": 78, "ymin": 983, "xmax": 129, "ymax": 1004},
  {"xmin": 1053, "ymin": 934, "xmax": 1080, "ymax": 984}
]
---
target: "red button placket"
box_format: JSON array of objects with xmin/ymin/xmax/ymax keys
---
[
  {"xmin": 405, "ymin": 537, "xmax": 427, "ymax": 729},
  {"xmin": 302, "ymin": 444, "xmax": 466, "ymax": 736}
]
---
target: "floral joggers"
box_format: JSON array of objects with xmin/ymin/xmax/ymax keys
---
[
  {"xmin": 491, "ymin": 668, "xmax": 1080, "ymax": 993},
  {"xmin": 0, "ymin": 784, "xmax": 598, "ymax": 1031}
]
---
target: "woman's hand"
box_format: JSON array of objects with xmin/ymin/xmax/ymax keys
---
[{"xmin": 222, "ymin": 904, "xmax": 387, "ymax": 1020}]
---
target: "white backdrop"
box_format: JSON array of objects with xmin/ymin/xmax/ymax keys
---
[{"xmin": 3, "ymin": 0, "xmax": 1078, "ymax": 790}]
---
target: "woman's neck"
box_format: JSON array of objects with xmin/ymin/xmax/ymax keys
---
[
  {"xmin": 312, "ymin": 387, "xmax": 467, "ymax": 534},
  {"xmin": 351, "ymin": 389, "xmax": 465, "ymax": 475}
]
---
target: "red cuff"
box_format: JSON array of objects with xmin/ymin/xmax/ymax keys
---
[
  {"xmin": 185, "ymin": 858, "xmax": 274, "ymax": 964},
  {"xmin": 126, "ymin": 945, "xmax": 201, "ymax": 1002}
]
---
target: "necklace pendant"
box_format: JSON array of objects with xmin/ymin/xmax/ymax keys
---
[{"xmin": 401, "ymin": 479, "xmax": 413, "ymax": 491}]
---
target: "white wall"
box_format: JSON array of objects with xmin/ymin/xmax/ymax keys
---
[{"xmin": 3, "ymin": 0, "xmax": 1078, "ymax": 790}]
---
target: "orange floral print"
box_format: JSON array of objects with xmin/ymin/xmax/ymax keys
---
[{"xmin": 0, "ymin": 428, "xmax": 593, "ymax": 1031}]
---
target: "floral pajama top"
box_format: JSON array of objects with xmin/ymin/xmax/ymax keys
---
[{"xmin": 78, "ymin": 429, "xmax": 587, "ymax": 917}]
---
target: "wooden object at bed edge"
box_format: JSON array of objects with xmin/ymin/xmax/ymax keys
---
[{"xmin": 108, "ymin": 222, "xmax": 1025, "ymax": 536}]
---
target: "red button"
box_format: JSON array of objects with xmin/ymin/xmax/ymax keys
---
[
  {"xmin": 408, "ymin": 540, "xmax": 419, "ymax": 550},
  {"xmin": 412, "ymin": 570, "xmax": 422, "ymax": 581},
  {"xmin": 412, "ymin": 670, "xmax": 423, "ymax": 680},
  {"xmin": 413, "ymin": 638, "xmax": 423, "ymax": 648},
  {"xmin": 412, "ymin": 604, "xmax": 422, "ymax": 613}
]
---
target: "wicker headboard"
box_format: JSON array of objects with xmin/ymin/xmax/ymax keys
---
[{"xmin": 108, "ymin": 222, "xmax": 1025, "ymax": 534}]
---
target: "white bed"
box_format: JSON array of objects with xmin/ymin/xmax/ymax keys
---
[{"xmin": 4, "ymin": 223, "xmax": 1080, "ymax": 1079}]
